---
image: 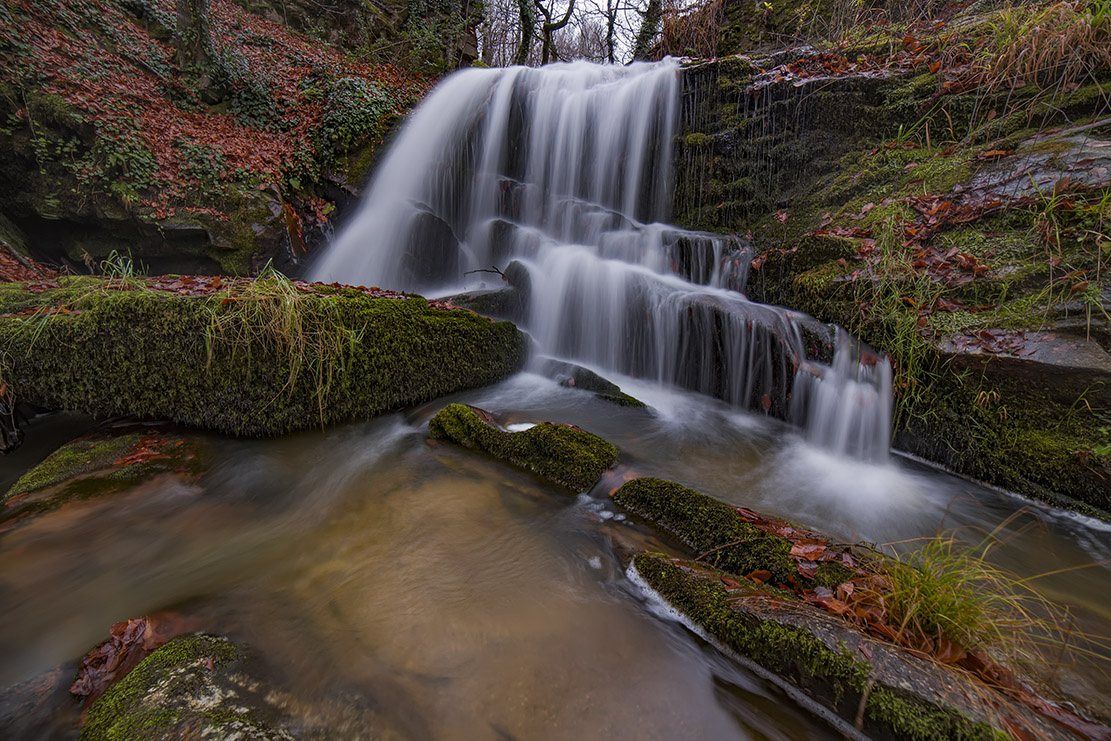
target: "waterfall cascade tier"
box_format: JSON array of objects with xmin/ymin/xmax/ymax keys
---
[{"xmin": 312, "ymin": 61, "xmax": 893, "ymax": 461}]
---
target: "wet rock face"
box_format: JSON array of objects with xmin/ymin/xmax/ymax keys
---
[
  {"xmin": 400, "ymin": 211, "xmax": 462, "ymax": 288},
  {"xmin": 673, "ymin": 59, "xmax": 891, "ymax": 233},
  {"xmin": 428, "ymin": 403, "xmax": 618, "ymax": 491},
  {"xmin": 674, "ymin": 45, "xmax": 1111, "ymax": 515}
]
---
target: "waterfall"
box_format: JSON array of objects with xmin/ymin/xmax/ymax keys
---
[{"xmin": 311, "ymin": 60, "xmax": 893, "ymax": 461}]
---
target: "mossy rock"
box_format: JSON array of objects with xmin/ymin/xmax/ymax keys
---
[
  {"xmin": 632, "ymin": 553, "xmax": 1066, "ymax": 740},
  {"xmin": 539, "ymin": 359, "xmax": 647, "ymax": 408},
  {"xmin": 428, "ymin": 403, "xmax": 618, "ymax": 491},
  {"xmin": 2, "ymin": 429, "xmax": 210, "ymax": 524},
  {"xmin": 0, "ymin": 277, "xmax": 528, "ymax": 437},
  {"xmin": 613, "ymin": 478, "xmax": 805, "ymax": 585},
  {"xmin": 80, "ymin": 634, "xmax": 291, "ymax": 741}
]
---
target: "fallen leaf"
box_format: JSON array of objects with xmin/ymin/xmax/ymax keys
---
[{"xmin": 790, "ymin": 541, "xmax": 828, "ymax": 561}]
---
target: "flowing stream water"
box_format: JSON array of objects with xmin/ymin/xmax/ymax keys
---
[
  {"xmin": 1, "ymin": 61, "xmax": 1109, "ymax": 738},
  {"xmin": 312, "ymin": 60, "xmax": 892, "ymax": 461}
]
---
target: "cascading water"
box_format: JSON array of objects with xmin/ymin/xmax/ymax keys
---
[{"xmin": 312, "ymin": 60, "xmax": 893, "ymax": 461}]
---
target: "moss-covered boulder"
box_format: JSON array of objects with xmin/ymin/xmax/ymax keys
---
[
  {"xmin": 2, "ymin": 429, "xmax": 209, "ymax": 525},
  {"xmin": 613, "ymin": 478, "xmax": 854, "ymax": 587},
  {"xmin": 0, "ymin": 277, "xmax": 527, "ymax": 437},
  {"xmin": 80, "ymin": 634, "xmax": 290, "ymax": 741},
  {"xmin": 428, "ymin": 403, "xmax": 618, "ymax": 491},
  {"xmin": 632, "ymin": 553, "xmax": 1075, "ymax": 740}
]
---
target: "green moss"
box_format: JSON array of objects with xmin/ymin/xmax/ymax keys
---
[
  {"xmin": 613, "ymin": 478, "xmax": 795, "ymax": 583},
  {"xmin": 634, "ymin": 553, "xmax": 1002, "ymax": 741},
  {"xmin": 1046, "ymin": 79, "xmax": 1111, "ymax": 114},
  {"xmin": 4, "ymin": 433, "xmax": 142, "ymax": 500},
  {"xmin": 895, "ymin": 366, "xmax": 1111, "ymax": 517},
  {"xmin": 0, "ymin": 277, "xmax": 528, "ymax": 437},
  {"xmin": 80, "ymin": 634, "xmax": 288, "ymax": 741},
  {"xmin": 1, "ymin": 430, "xmax": 211, "ymax": 523},
  {"xmin": 428, "ymin": 403, "xmax": 618, "ymax": 491}
]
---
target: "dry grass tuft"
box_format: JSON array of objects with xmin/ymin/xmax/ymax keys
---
[{"xmin": 657, "ymin": 0, "xmax": 724, "ymax": 59}]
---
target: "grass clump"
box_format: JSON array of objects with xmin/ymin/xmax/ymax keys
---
[
  {"xmin": 866, "ymin": 532, "xmax": 1109, "ymax": 675},
  {"xmin": 205, "ymin": 265, "xmax": 364, "ymax": 423},
  {"xmin": 428, "ymin": 403, "xmax": 617, "ymax": 491},
  {"xmin": 979, "ymin": 1, "xmax": 1111, "ymax": 98}
]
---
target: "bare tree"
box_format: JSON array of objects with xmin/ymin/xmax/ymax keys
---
[
  {"xmin": 478, "ymin": 0, "xmax": 662, "ymax": 66},
  {"xmin": 535, "ymin": 0, "xmax": 576, "ymax": 64}
]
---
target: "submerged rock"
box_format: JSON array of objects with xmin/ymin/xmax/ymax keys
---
[
  {"xmin": 428, "ymin": 403, "xmax": 617, "ymax": 491},
  {"xmin": 1, "ymin": 428, "xmax": 209, "ymax": 527},
  {"xmin": 0, "ymin": 277, "xmax": 527, "ymax": 438},
  {"xmin": 538, "ymin": 358, "xmax": 647, "ymax": 408},
  {"xmin": 80, "ymin": 634, "xmax": 292, "ymax": 741}
]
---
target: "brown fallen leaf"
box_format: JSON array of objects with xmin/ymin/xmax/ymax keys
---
[{"xmin": 790, "ymin": 540, "xmax": 828, "ymax": 561}]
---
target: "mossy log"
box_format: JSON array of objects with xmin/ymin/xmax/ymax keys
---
[
  {"xmin": 0, "ymin": 278, "xmax": 527, "ymax": 437},
  {"xmin": 633, "ymin": 553, "xmax": 1069, "ymax": 741},
  {"xmin": 612, "ymin": 477, "xmax": 851, "ymax": 587},
  {"xmin": 428, "ymin": 403, "xmax": 618, "ymax": 491}
]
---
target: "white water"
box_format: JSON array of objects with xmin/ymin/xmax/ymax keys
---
[{"xmin": 312, "ymin": 60, "xmax": 893, "ymax": 461}]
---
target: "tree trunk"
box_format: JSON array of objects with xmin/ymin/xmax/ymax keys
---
[
  {"xmin": 631, "ymin": 0, "xmax": 661, "ymax": 61},
  {"xmin": 535, "ymin": 0, "xmax": 574, "ymax": 65},
  {"xmin": 514, "ymin": 0, "xmax": 535, "ymax": 65},
  {"xmin": 605, "ymin": 0, "xmax": 616, "ymax": 64},
  {"xmin": 175, "ymin": 0, "xmax": 211, "ymax": 68}
]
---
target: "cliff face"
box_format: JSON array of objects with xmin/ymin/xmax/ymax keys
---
[
  {"xmin": 674, "ymin": 3, "xmax": 1111, "ymax": 514},
  {"xmin": 0, "ymin": 0, "xmax": 442, "ymax": 276}
]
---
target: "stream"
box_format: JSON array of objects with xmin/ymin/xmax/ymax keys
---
[
  {"xmin": 1, "ymin": 373, "xmax": 1109, "ymax": 738},
  {"xmin": 2, "ymin": 58, "xmax": 1110, "ymax": 738}
]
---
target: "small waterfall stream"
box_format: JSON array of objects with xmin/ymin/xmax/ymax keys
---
[{"xmin": 312, "ymin": 60, "xmax": 893, "ymax": 461}]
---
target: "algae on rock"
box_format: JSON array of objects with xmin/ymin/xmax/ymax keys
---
[{"xmin": 428, "ymin": 403, "xmax": 618, "ymax": 491}]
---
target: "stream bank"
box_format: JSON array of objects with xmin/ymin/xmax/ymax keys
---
[{"xmin": 672, "ymin": 3, "xmax": 1111, "ymax": 515}]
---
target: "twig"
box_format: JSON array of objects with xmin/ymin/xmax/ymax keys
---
[
  {"xmin": 696, "ymin": 538, "xmax": 745, "ymax": 562},
  {"xmin": 464, "ymin": 265, "xmax": 506, "ymax": 278}
]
